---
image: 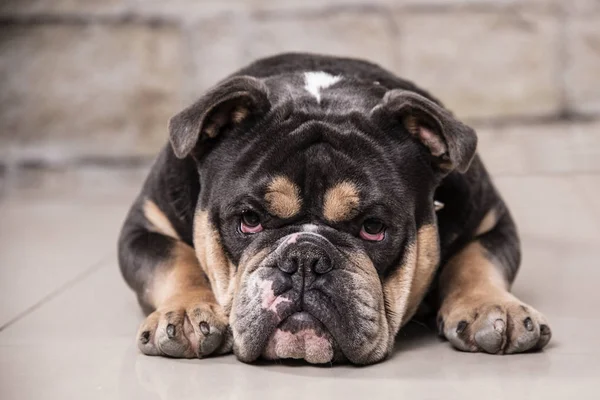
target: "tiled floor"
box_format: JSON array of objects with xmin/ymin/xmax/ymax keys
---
[{"xmin": 0, "ymin": 171, "xmax": 599, "ymax": 400}]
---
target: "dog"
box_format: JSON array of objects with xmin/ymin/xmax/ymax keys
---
[{"xmin": 118, "ymin": 53, "xmax": 552, "ymax": 364}]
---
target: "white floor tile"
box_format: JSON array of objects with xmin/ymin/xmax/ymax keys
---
[
  {"xmin": 1, "ymin": 174, "xmax": 599, "ymax": 399},
  {"xmin": 0, "ymin": 195, "xmax": 134, "ymax": 326}
]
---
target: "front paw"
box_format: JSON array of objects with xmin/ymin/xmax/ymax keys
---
[
  {"xmin": 137, "ymin": 299, "xmax": 232, "ymax": 358},
  {"xmin": 437, "ymin": 295, "xmax": 552, "ymax": 354}
]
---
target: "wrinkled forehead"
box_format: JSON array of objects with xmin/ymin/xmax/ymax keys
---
[
  {"xmin": 263, "ymin": 71, "xmax": 386, "ymax": 113},
  {"xmin": 203, "ymin": 72, "xmax": 425, "ymax": 214},
  {"xmin": 239, "ymin": 139, "xmax": 407, "ymax": 222}
]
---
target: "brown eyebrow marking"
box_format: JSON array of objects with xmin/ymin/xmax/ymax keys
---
[
  {"xmin": 323, "ymin": 181, "xmax": 360, "ymax": 222},
  {"xmin": 264, "ymin": 175, "xmax": 302, "ymax": 219}
]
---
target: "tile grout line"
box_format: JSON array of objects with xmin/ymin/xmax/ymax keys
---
[{"xmin": 0, "ymin": 253, "xmax": 115, "ymax": 332}]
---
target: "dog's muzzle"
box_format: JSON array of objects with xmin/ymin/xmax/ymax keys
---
[
  {"xmin": 232, "ymin": 231, "xmax": 388, "ymax": 364},
  {"xmin": 261, "ymin": 233, "xmax": 338, "ymax": 363}
]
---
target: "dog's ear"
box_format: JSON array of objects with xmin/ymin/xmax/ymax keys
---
[
  {"xmin": 168, "ymin": 76, "xmax": 271, "ymax": 159},
  {"xmin": 372, "ymin": 90, "xmax": 477, "ymax": 173}
]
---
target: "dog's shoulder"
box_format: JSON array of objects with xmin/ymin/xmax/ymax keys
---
[
  {"xmin": 132, "ymin": 145, "xmax": 199, "ymax": 246},
  {"xmin": 435, "ymin": 155, "xmax": 505, "ymax": 261}
]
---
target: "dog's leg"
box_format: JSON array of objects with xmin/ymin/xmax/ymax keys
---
[
  {"xmin": 436, "ymin": 207, "xmax": 552, "ymax": 354},
  {"xmin": 118, "ymin": 199, "xmax": 232, "ymax": 358}
]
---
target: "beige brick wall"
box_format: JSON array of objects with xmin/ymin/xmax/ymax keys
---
[
  {"xmin": 0, "ymin": 0, "xmax": 599, "ymax": 181},
  {"xmin": 0, "ymin": 22, "xmax": 183, "ymax": 163}
]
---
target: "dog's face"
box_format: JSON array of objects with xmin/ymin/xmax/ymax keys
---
[{"xmin": 169, "ymin": 73, "xmax": 476, "ymax": 364}]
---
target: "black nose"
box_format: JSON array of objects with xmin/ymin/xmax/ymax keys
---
[{"xmin": 278, "ymin": 240, "xmax": 333, "ymax": 275}]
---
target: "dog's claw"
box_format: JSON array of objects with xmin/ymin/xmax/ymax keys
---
[
  {"xmin": 199, "ymin": 321, "xmax": 210, "ymax": 336},
  {"xmin": 136, "ymin": 302, "xmax": 232, "ymax": 359},
  {"xmin": 140, "ymin": 331, "xmax": 150, "ymax": 344},
  {"xmin": 440, "ymin": 299, "xmax": 551, "ymax": 354},
  {"xmin": 166, "ymin": 324, "xmax": 176, "ymax": 339}
]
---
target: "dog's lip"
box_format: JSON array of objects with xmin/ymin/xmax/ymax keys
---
[
  {"xmin": 262, "ymin": 311, "xmax": 336, "ymax": 363},
  {"xmin": 278, "ymin": 311, "xmax": 326, "ymax": 330}
]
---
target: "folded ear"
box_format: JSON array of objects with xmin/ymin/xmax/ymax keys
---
[
  {"xmin": 168, "ymin": 76, "xmax": 271, "ymax": 159},
  {"xmin": 372, "ymin": 90, "xmax": 477, "ymax": 173}
]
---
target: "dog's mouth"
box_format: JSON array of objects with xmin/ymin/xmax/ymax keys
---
[
  {"xmin": 231, "ymin": 233, "xmax": 390, "ymax": 365},
  {"xmin": 261, "ymin": 311, "xmax": 336, "ymax": 364}
]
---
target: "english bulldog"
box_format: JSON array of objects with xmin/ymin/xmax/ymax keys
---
[{"xmin": 118, "ymin": 53, "xmax": 551, "ymax": 364}]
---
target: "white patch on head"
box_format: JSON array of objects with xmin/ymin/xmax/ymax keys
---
[
  {"xmin": 286, "ymin": 233, "xmax": 301, "ymax": 244},
  {"xmin": 282, "ymin": 231, "xmax": 327, "ymax": 246},
  {"xmin": 300, "ymin": 231, "xmax": 328, "ymax": 240},
  {"xmin": 304, "ymin": 71, "xmax": 342, "ymax": 103},
  {"xmin": 277, "ymin": 231, "xmax": 329, "ymax": 253},
  {"xmin": 302, "ymin": 224, "xmax": 319, "ymax": 232}
]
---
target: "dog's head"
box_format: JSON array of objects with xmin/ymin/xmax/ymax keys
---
[{"xmin": 169, "ymin": 72, "xmax": 477, "ymax": 364}]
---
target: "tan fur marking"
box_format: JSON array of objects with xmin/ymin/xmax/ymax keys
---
[
  {"xmin": 383, "ymin": 224, "xmax": 440, "ymax": 336},
  {"xmin": 383, "ymin": 243, "xmax": 416, "ymax": 336},
  {"xmin": 404, "ymin": 115, "xmax": 420, "ymax": 136},
  {"xmin": 203, "ymin": 105, "xmax": 249, "ymax": 139},
  {"xmin": 437, "ymin": 241, "xmax": 514, "ymax": 332},
  {"xmin": 204, "ymin": 124, "xmax": 218, "ymax": 138},
  {"xmin": 350, "ymin": 251, "xmax": 391, "ymax": 361},
  {"xmin": 265, "ymin": 176, "xmax": 302, "ymax": 219},
  {"xmin": 148, "ymin": 241, "xmax": 214, "ymax": 308},
  {"xmin": 475, "ymin": 208, "xmax": 498, "ymax": 236},
  {"xmin": 203, "ymin": 112, "xmax": 229, "ymax": 138},
  {"xmin": 323, "ymin": 181, "xmax": 360, "ymax": 222},
  {"xmin": 404, "ymin": 225, "xmax": 441, "ymax": 320},
  {"xmin": 404, "ymin": 116, "xmax": 446, "ymax": 157},
  {"xmin": 194, "ymin": 211, "xmax": 236, "ymax": 312},
  {"xmin": 232, "ymin": 106, "xmax": 249, "ymax": 124},
  {"xmin": 439, "ymin": 241, "xmax": 509, "ymax": 303},
  {"xmin": 143, "ymin": 199, "xmax": 180, "ymax": 240}
]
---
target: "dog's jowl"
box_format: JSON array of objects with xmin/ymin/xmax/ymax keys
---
[{"xmin": 118, "ymin": 53, "xmax": 552, "ymax": 364}]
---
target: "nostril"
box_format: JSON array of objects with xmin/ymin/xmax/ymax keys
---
[
  {"xmin": 278, "ymin": 257, "xmax": 299, "ymax": 274},
  {"xmin": 313, "ymin": 257, "xmax": 333, "ymax": 274}
]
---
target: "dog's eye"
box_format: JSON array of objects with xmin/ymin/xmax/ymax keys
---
[
  {"xmin": 240, "ymin": 211, "xmax": 263, "ymax": 234},
  {"xmin": 360, "ymin": 219, "xmax": 385, "ymax": 241}
]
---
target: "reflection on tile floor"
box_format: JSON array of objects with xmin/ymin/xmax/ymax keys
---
[{"xmin": 1, "ymin": 172, "xmax": 599, "ymax": 400}]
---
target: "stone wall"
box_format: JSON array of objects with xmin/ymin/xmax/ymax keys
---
[{"xmin": 1, "ymin": 0, "xmax": 599, "ymax": 189}]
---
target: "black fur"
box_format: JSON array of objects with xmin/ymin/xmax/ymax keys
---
[{"xmin": 118, "ymin": 52, "xmax": 520, "ymax": 363}]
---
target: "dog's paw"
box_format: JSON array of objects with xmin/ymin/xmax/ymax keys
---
[
  {"xmin": 136, "ymin": 299, "xmax": 232, "ymax": 358},
  {"xmin": 437, "ymin": 295, "xmax": 552, "ymax": 354}
]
